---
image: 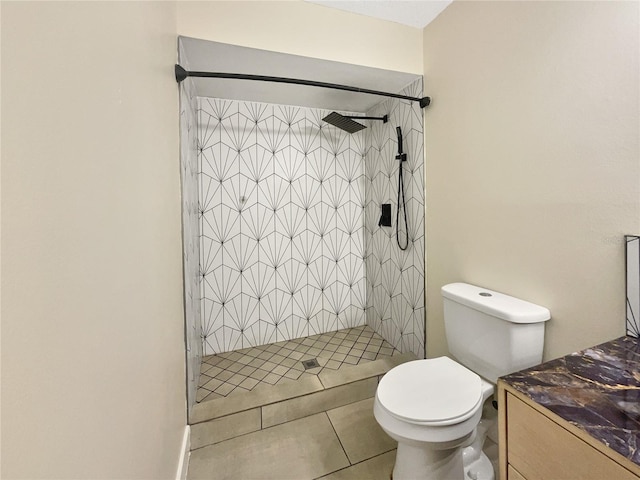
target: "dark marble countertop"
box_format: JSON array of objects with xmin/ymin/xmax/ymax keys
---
[{"xmin": 501, "ymin": 335, "xmax": 640, "ymax": 467}]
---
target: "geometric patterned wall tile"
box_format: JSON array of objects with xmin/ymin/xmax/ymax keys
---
[
  {"xmin": 364, "ymin": 78, "xmax": 426, "ymax": 358},
  {"xmin": 198, "ymin": 98, "xmax": 368, "ymax": 355}
]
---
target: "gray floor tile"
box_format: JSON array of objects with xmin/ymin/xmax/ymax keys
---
[
  {"xmin": 201, "ymin": 391, "xmax": 223, "ymax": 402},
  {"xmin": 263, "ymin": 372, "xmax": 281, "ymax": 384},
  {"xmin": 249, "ymin": 368, "xmax": 269, "ymax": 381},
  {"xmin": 198, "ymin": 373, "xmax": 212, "ymax": 386},
  {"xmin": 226, "ymin": 351, "xmax": 243, "ymax": 361},
  {"xmin": 280, "ymin": 357, "xmax": 297, "ymax": 368},
  {"xmin": 349, "ymin": 348, "xmax": 364, "ymax": 358},
  {"xmin": 238, "ymin": 377, "xmax": 259, "ymax": 390},
  {"xmin": 190, "ymin": 408, "xmax": 261, "ymax": 450},
  {"xmin": 317, "ymin": 450, "xmax": 396, "ymax": 480},
  {"xmin": 201, "ymin": 377, "xmax": 223, "ymax": 392},
  {"xmin": 195, "ymin": 388, "xmax": 212, "ymax": 402},
  {"xmin": 262, "ymin": 377, "xmax": 377, "ymax": 428},
  {"xmin": 190, "ymin": 375, "xmax": 323, "ymax": 424},
  {"xmin": 331, "ymin": 352, "xmax": 347, "ymax": 362},
  {"xmin": 225, "ymin": 362, "xmax": 244, "ymax": 373},
  {"xmin": 237, "ymin": 355, "xmax": 253, "ymax": 365},
  {"xmin": 214, "ymin": 383, "xmax": 235, "ymax": 396},
  {"xmin": 283, "ymin": 368, "xmax": 303, "ymax": 380},
  {"xmin": 216, "ymin": 358, "xmax": 234, "ymax": 369},
  {"xmin": 361, "ymin": 351, "xmax": 377, "ymax": 360},
  {"xmin": 257, "ymin": 351, "xmax": 273, "ymax": 361},
  {"xmin": 323, "ymin": 359, "xmax": 341, "ymax": 370},
  {"xmin": 188, "ymin": 413, "xmax": 349, "ymax": 480},
  {"xmin": 270, "ymin": 353, "xmax": 287, "ymax": 364},
  {"xmin": 272, "ymin": 364, "xmax": 289, "ymax": 375},
  {"xmin": 343, "ymin": 355, "xmax": 359, "ymax": 365},
  {"xmin": 327, "ymin": 398, "xmax": 396, "ymax": 464},
  {"xmin": 238, "ymin": 365, "xmax": 257, "ymax": 376},
  {"xmin": 227, "ymin": 373, "xmax": 248, "ymax": 386},
  {"xmin": 248, "ymin": 357, "xmax": 265, "ymax": 368}
]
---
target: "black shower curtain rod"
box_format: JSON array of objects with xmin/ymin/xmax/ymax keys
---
[{"xmin": 175, "ymin": 65, "xmax": 431, "ymax": 108}]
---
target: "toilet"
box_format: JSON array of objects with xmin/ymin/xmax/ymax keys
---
[{"xmin": 374, "ymin": 283, "xmax": 550, "ymax": 480}]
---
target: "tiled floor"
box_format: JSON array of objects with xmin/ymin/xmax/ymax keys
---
[
  {"xmin": 188, "ymin": 396, "xmax": 500, "ymax": 479},
  {"xmin": 197, "ymin": 325, "xmax": 398, "ymax": 403},
  {"xmin": 188, "ymin": 397, "xmax": 397, "ymax": 480}
]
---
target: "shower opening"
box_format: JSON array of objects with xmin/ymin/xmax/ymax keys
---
[{"xmin": 178, "ymin": 37, "xmax": 426, "ymax": 416}]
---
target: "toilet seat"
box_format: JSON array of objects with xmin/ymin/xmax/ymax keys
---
[{"xmin": 376, "ymin": 357, "xmax": 483, "ymax": 426}]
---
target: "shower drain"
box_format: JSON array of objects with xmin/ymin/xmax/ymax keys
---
[{"xmin": 301, "ymin": 358, "xmax": 320, "ymax": 370}]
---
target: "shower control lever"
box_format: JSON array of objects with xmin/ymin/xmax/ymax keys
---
[{"xmin": 379, "ymin": 204, "xmax": 392, "ymax": 227}]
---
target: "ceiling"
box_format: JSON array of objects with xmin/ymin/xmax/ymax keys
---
[
  {"xmin": 304, "ymin": 0, "xmax": 452, "ymax": 29},
  {"xmin": 180, "ymin": 37, "xmax": 421, "ymax": 112}
]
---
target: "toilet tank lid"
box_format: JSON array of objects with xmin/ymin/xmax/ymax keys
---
[{"xmin": 442, "ymin": 283, "xmax": 550, "ymax": 324}]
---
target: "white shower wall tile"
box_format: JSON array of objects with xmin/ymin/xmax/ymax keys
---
[
  {"xmin": 198, "ymin": 98, "xmax": 367, "ymax": 355},
  {"xmin": 363, "ymin": 78, "xmax": 426, "ymax": 358}
]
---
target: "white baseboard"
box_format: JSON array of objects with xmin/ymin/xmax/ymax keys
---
[{"xmin": 176, "ymin": 425, "xmax": 190, "ymax": 480}]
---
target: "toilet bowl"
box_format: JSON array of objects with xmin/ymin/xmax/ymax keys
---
[
  {"xmin": 373, "ymin": 282, "xmax": 551, "ymax": 480},
  {"xmin": 374, "ymin": 357, "xmax": 494, "ymax": 480}
]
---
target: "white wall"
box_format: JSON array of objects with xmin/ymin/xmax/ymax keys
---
[
  {"xmin": 423, "ymin": 1, "xmax": 640, "ymax": 361},
  {"xmin": 177, "ymin": 0, "xmax": 423, "ymax": 74},
  {"xmin": 1, "ymin": 2, "xmax": 186, "ymax": 478}
]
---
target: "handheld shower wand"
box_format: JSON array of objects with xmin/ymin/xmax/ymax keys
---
[{"xmin": 395, "ymin": 127, "xmax": 409, "ymax": 251}]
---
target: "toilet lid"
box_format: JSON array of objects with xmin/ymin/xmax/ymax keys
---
[{"xmin": 377, "ymin": 357, "xmax": 483, "ymax": 425}]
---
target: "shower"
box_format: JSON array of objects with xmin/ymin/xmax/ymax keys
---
[{"xmin": 177, "ymin": 46, "xmax": 427, "ymax": 413}]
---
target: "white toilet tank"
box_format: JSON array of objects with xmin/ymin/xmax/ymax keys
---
[{"xmin": 442, "ymin": 283, "xmax": 550, "ymax": 383}]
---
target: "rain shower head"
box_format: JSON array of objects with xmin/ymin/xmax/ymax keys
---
[
  {"xmin": 322, "ymin": 112, "xmax": 366, "ymax": 134},
  {"xmin": 322, "ymin": 112, "xmax": 388, "ymax": 134}
]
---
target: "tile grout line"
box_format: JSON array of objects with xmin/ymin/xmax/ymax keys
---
[
  {"xmin": 310, "ymin": 448, "xmax": 398, "ymax": 480},
  {"xmin": 317, "ymin": 372, "xmax": 327, "ymax": 389},
  {"xmin": 324, "ymin": 411, "xmax": 353, "ymax": 467}
]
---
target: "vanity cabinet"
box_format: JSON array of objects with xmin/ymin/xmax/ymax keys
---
[{"xmin": 498, "ymin": 382, "xmax": 640, "ymax": 480}]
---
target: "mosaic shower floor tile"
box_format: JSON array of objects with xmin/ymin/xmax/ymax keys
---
[{"xmin": 196, "ymin": 325, "xmax": 398, "ymax": 403}]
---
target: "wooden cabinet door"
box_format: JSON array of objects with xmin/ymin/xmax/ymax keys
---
[{"xmin": 507, "ymin": 393, "xmax": 638, "ymax": 480}]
